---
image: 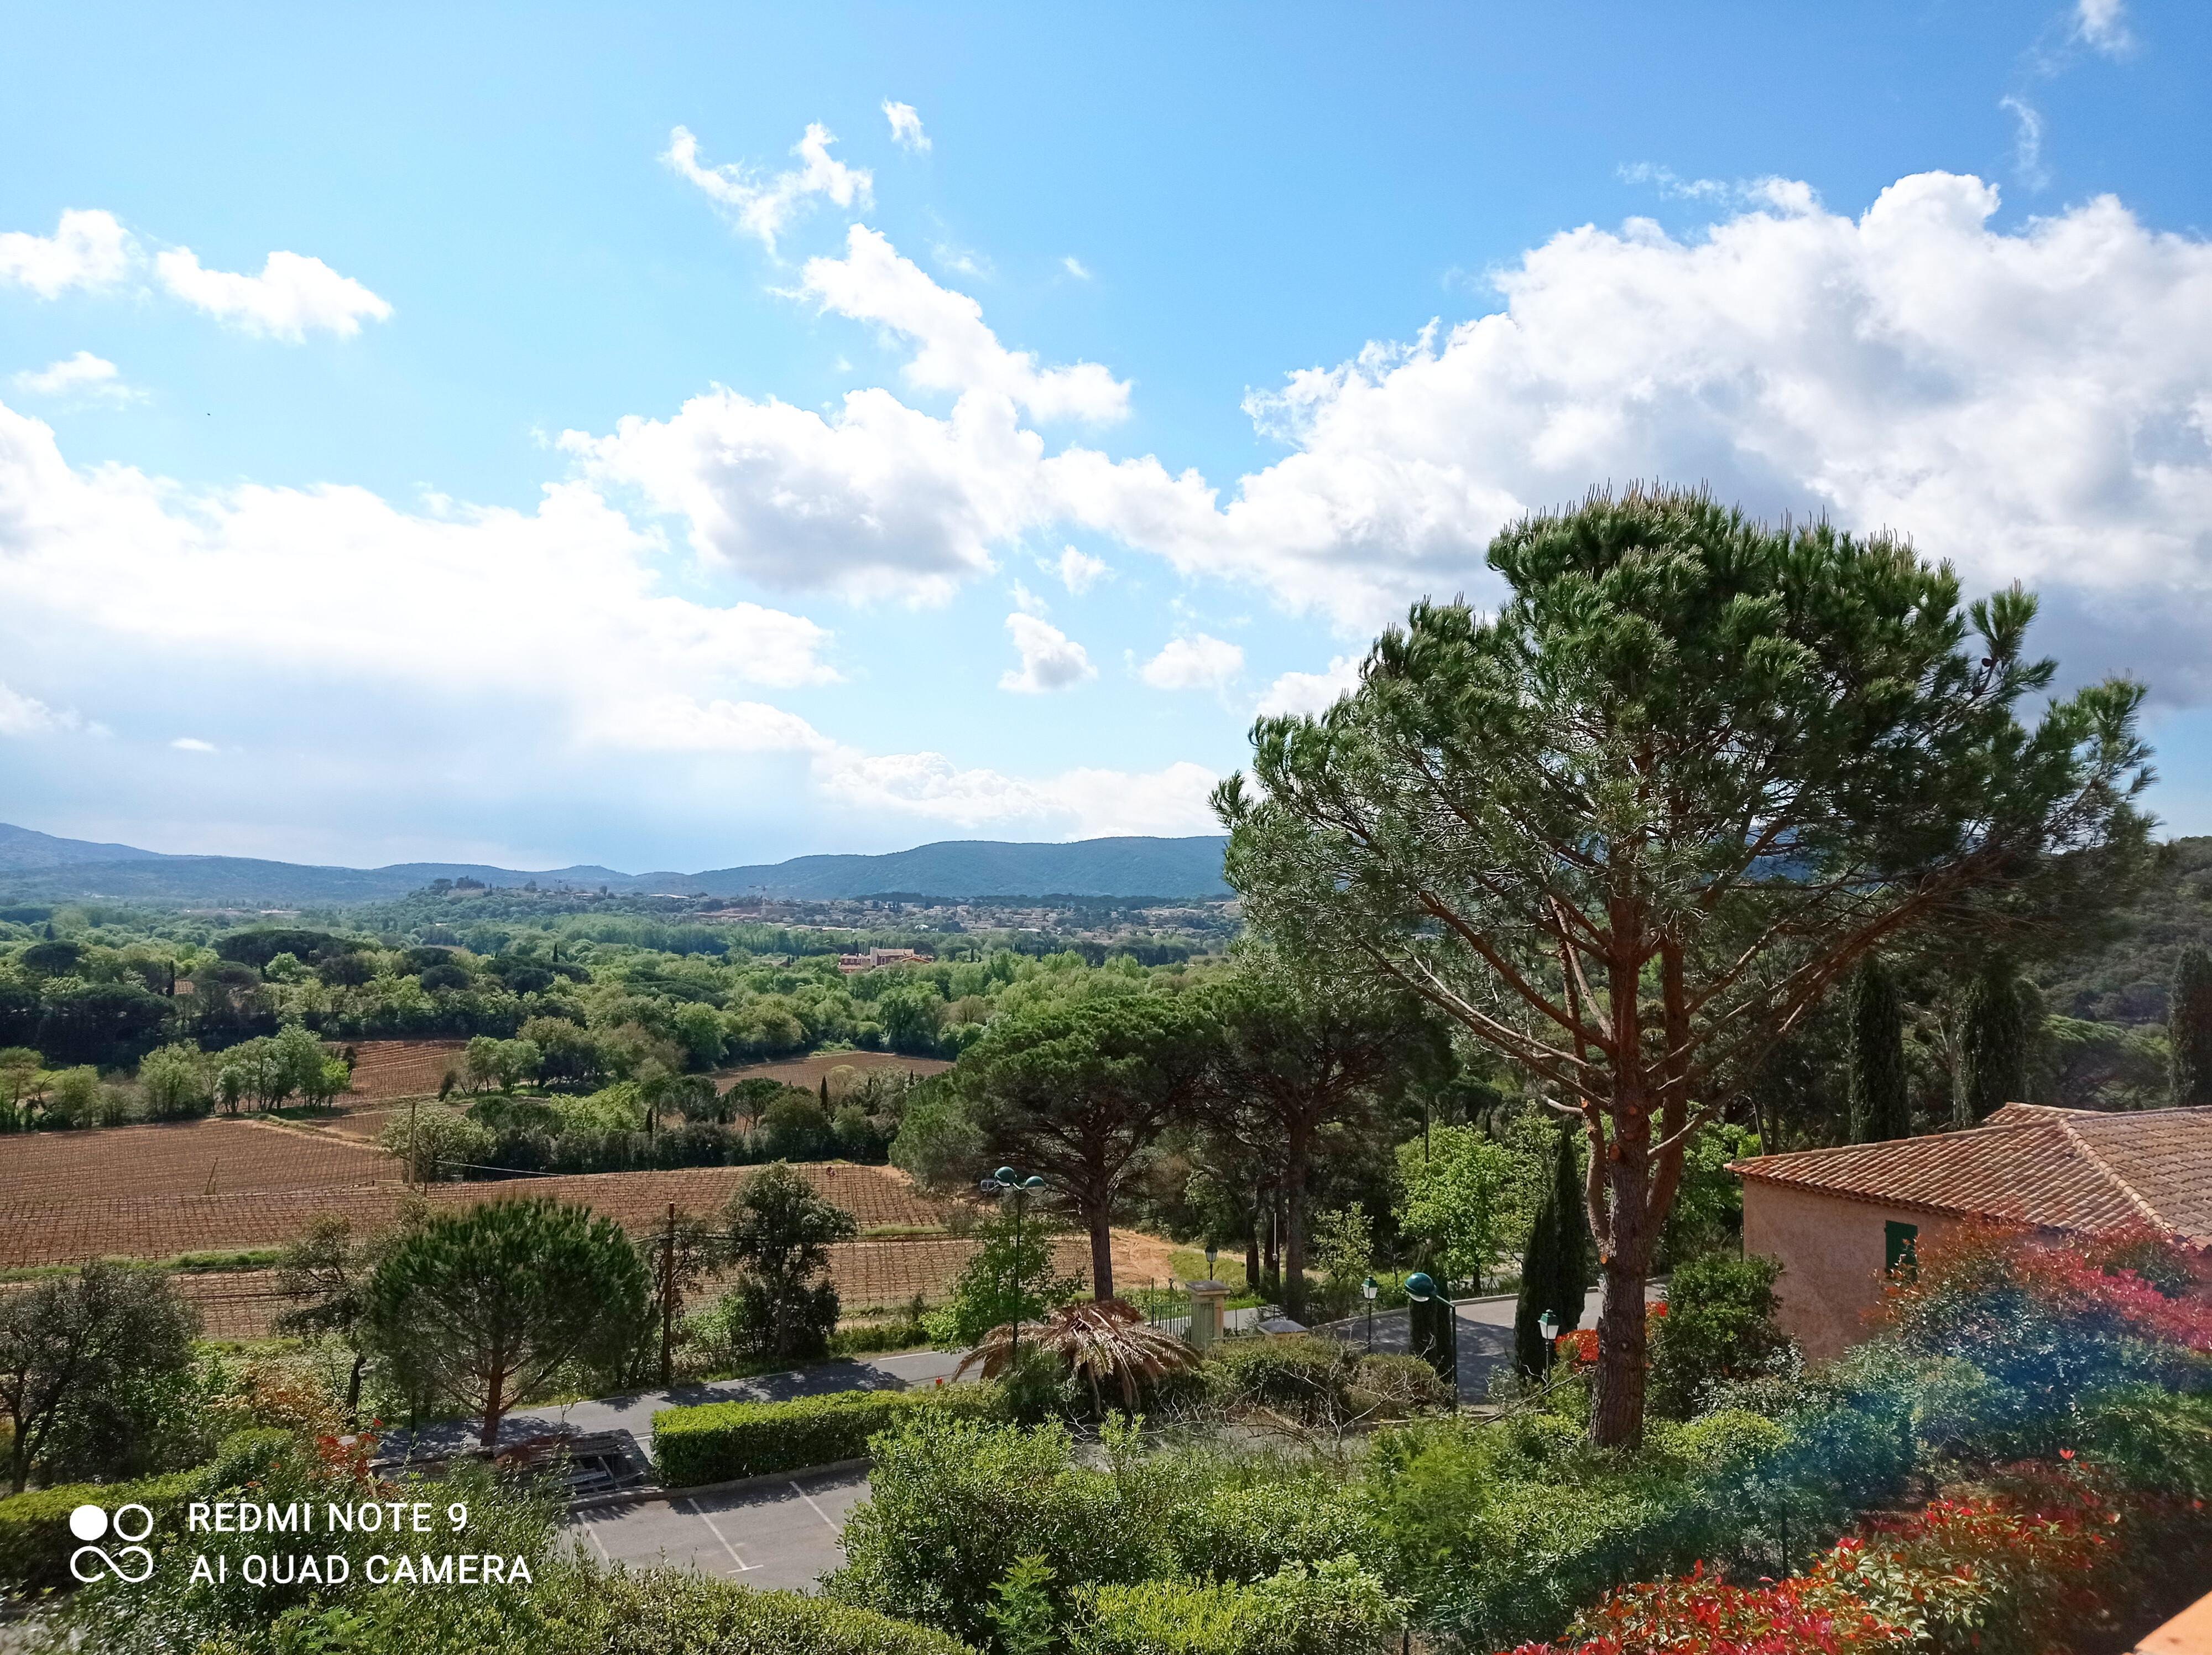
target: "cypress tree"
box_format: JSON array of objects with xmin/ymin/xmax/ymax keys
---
[
  {"xmin": 1846, "ymin": 957, "xmax": 1911, "ymax": 1143},
  {"xmin": 1514, "ymin": 1115, "xmax": 1594, "ymax": 1378},
  {"xmin": 1957, "ymin": 954, "xmax": 2030, "ymax": 1125},
  {"xmin": 2171, "ymin": 948, "xmax": 2212, "ymax": 1107}
]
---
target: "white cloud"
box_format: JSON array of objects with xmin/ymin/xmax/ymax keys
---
[
  {"xmin": 1140, "ymin": 633, "xmax": 1244, "ymax": 691},
  {"xmin": 1256, "ymin": 655, "xmax": 1361, "ymax": 717},
  {"xmin": 12, "ymin": 352, "xmax": 142, "ymax": 403},
  {"xmin": 154, "ymin": 248, "xmax": 392, "ymax": 341},
  {"xmin": 1009, "ymin": 579, "xmax": 1048, "ymax": 615},
  {"xmin": 1062, "ymin": 256, "xmax": 1093, "ymax": 280},
  {"xmin": 883, "ymin": 101, "xmax": 930, "ymax": 153},
  {"xmin": 932, "ymin": 243, "xmax": 991, "ymax": 279},
  {"xmin": 999, "ymin": 612, "xmax": 1095, "ymax": 693},
  {"xmin": 1053, "ymin": 545, "xmax": 1110, "ymax": 593},
  {"xmin": 820, "ymin": 752, "xmax": 1219, "ymax": 836},
  {"xmin": 170, "ymin": 736, "xmax": 216, "ymax": 751},
  {"xmin": 0, "ymin": 210, "xmax": 134, "ymax": 298},
  {"xmin": 2075, "ymin": 0, "xmax": 2132, "ymax": 55},
  {"xmin": 0, "ymin": 680, "xmax": 78, "ymax": 736},
  {"xmin": 662, "ymin": 123, "xmax": 872, "ymax": 256},
  {"xmin": 800, "ymin": 226, "xmax": 1130, "ymax": 422},
  {"xmin": 2001, "ymin": 96, "xmax": 2051, "ymax": 189}
]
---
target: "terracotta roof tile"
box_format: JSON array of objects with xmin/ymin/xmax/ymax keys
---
[{"xmin": 1729, "ymin": 1107, "xmax": 2212, "ymax": 1244}]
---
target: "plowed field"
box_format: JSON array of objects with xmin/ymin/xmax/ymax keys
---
[
  {"xmin": 332, "ymin": 1040, "xmax": 468, "ymax": 1100},
  {"xmin": 0, "ymin": 1118, "xmax": 399, "ymax": 1203}
]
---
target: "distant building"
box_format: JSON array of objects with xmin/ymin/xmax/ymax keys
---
[
  {"xmin": 836, "ymin": 947, "xmax": 932, "ymax": 974},
  {"xmin": 1730, "ymin": 1103, "xmax": 2212, "ymax": 1360}
]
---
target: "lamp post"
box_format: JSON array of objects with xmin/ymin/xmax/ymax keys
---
[
  {"xmin": 1537, "ymin": 1309, "xmax": 1558, "ymax": 1375},
  {"xmin": 1361, "ymin": 1276, "xmax": 1379, "ymax": 1352},
  {"xmin": 979, "ymin": 1165, "xmax": 1046, "ymax": 1367}
]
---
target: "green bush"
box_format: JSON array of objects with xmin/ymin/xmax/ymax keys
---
[
  {"xmin": 534, "ymin": 1568, "xmax": 977, "ymax": 1655},
  {"xmin": 0, "ymin": 1468, "xmax": 203, "ymax": 1596},
  {"xmin": 1347, "ymin": 1355, "xmax": 1451, "ymax": 1419},
  {"xmin": 1165, "ymin": 1481, "xmax": 1380, "ymax": 1585},
  {"xmin": 1070, "ymin": 1558, "xmax": 1403, "ymax": 1655},
  {"xmin": 653, "ymin": 1384, "xmax": 1004, "ymax": 1487},
  {"xmin": 1647, "ymin": 1252, "xmax": 1791, "ymax": 1418},
  {"xmin": 1203, "ymin": 1337, "xmax": 1357, "ymax": 1422}
]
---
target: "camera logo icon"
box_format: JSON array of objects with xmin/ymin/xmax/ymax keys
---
[{"xmin": 68, "ymin": 1503, "xmax": 155, "ymax": 1583}]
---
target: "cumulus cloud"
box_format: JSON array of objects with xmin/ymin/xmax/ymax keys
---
[
  {"xmin": 800, "ymin": 226, "xmax": 1130, "ymax": 422},
  {"xmin": 155, "ymin": 247, "xmax": 392, "ymax": 341},
  {"xmin": 1256, "ymin": 655, "xmax": 1361, "ymax": 717},
  {"xmin": 883, "ymin": 101, "xmax": 930, "ymax": 153},
  {"xmin": 1053, "ymin": 545, "xmax": 1110, "ymax": 592},
  {"xmin": 999, "ymin": 612, "xmax": 1095, "ymax": 693},
  {"xmin": 12, "ymin": 352, "xmax": 142, "ymax": 403},
  {"xmin": 663, "ymin": 123, "xmax": 872, "ymax": 255},
  {"xmin": 2074, "ymin": 0, "xmax": 2132, "ymax": 55},
  {"xmin": 1140, "ymin": 633, "xmax": 1244, "ymax": 691},
  {"xmin": 820, "ymin": 751, "xmax": 1219, "ymax": 836},
  {"xmin": 0, "ymin": 680, "xmax": 81, "ymax": 736},
  {"xmin": 0, "ymin": 209, "xmax": 134, "ymax": 298}
]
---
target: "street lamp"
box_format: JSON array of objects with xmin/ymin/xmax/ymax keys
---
[
  {"xmin": 1537, "ymin": 1309, "xmax": 1558, "ymax": 1372},
  {"xmin": 979, "ymin": 1165, "xmax": 1046, "ymax": 1366},
  {"xmin": 1361, "ymin": 1276, "xmax": 1378, "ymax": 1352}
]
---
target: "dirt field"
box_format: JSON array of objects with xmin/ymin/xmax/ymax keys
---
[
  {"xmin": 331, "ymin": 1040, "xmax": 469, "ymax": 1100},
  {"xmin": 0, "ymin": 1118, "xmax": 399, "ymax": 1203},
  {"xmin": 0, "ymin": 1161, "xmax": 949, "ymax": 1269},
  {"xmin": 714, "ymin": 1050, "xmax": 954, "ymax": 1092}
]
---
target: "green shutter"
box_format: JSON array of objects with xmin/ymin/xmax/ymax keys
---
[{"xmin": 1884, "ymin": 1220, "xmax": 1919, "ymax": 1277}]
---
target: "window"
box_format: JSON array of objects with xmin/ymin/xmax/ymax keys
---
[{"xmin": 1884, "ymin": 1220, "xmax": 1919, "ymax": 1278}]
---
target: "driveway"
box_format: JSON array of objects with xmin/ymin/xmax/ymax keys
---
[
  {"xmin": 1317, "ymin": 1284, "xmax": 1659, "ymax": 1401},
  {"xmin": 563, "ymin": 1464, "xmax": 871, "ymax": 1590}
]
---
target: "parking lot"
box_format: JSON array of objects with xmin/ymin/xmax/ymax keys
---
[{"xmin": 562, "ymin": 1464, "xmax": 870, "ymax": 1589}]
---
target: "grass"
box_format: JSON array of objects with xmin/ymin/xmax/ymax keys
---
[{"xmin": 0, "ymin": 1246, "xmax": 289, "ymax": 1284}]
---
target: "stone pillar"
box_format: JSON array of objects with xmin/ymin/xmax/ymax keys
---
[{"xmin": 1186, "ymin": 1280, "xmax": 1230, "ymax": 1352}]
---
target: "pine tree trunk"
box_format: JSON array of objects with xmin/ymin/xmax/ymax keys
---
[
  {"xmin": 1088, "ymin": 1208, "xmax": 1115, "ymax": 1301},
  {"xmin": 1282, "ymin": 1125, "xmax": 1311, "ymax": 1321},
  {"xmin": 1590, "ymin": 1070, "xmax": 1651, "ymax": 1449}
]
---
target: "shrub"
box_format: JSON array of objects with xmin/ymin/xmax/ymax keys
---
[
  {"xmin": 1070, "ymin": 1558, "xmax": 1404, "ymax": 1655},
  {"xmin": 653, "ymin": 1384, "xmax": 1004, "ymax": 1487},
  {"xmin": 534, "ymin": 1568, "xmax": 977, "ymax": 1655},
  {"xmin": 1165, "ymin": 1481, "xmax": 1381, "ymax": 1585},
  {"xmin": 1204, "ymin": 1336, "xmax": 1357, "ymax": 1423},
  {"xmin": 1647, "ymin": 1253, "xmax": 1791, "ymax": 1418},
  {"xmin": 0, "ymin": 1467, "xmax": 203, "ymax": 1596},
  {"xmin": 1347, "ymin": 1354, "xmax": 1451, "ymax": 1419}
]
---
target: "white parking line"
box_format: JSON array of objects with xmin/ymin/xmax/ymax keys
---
[
  {"xmin": 791, "ymin": 1480, "xmax": 840, "ymax": 1530},
  {"xmin": 690, "ymin": 1501, "xmax": 757, "ymax": 1574},
  {"xmin": 581, "ymin": 1515, "xmax": 612, "ymax": 1564}
]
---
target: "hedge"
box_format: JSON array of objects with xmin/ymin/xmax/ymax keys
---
[
  {"xmin": 540, "ymin": 1568, "xmax": 977, "ymax": 1655},
  {"xmin": 0, "ymin": 1469, "xmax": 205, "ymax": 1597},
  {"xmin": 654, "ymin": 1382, "xmax": 1004, "ymax": 1487},
  {"xmin": 1070, "ymin": 1558, "xmax": 1404, "ymax": 1655}
]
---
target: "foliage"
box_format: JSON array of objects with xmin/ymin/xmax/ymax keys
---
[
  {"xmin": 1845, "ymin": 957, "xmax": 1910, "ymax": 1143},
  {"xmin": 1516, "ymin": 1116, "xmax": 1594, "ymax": 1377},
  {"xmin": 2171, "ymin": 944, "xmax": 2212, "ymax": 1106},
  {"xmin": 987, "ymin": 1554, "xmax": 1059, "ymax": 1655},
  {"xmin": 1396, "ymin": 1125, "xmax": 1519, "ymax": 1293},
  {"xmin": 957, "ymin": 1298, "xmax": 1201, "ymax": 1415},
  {"xmin": 137, "ymin": 1040, "xmax": 215, "ymax": 1118},
  {"xmin": 1217, "ymin": 485, "xmax": 2155, "ymax": 1443},
  {"xmin": 1306, "ymin": 1206, "xmax": 1376, "ymax": 1323},
  {"xmin": 379, "ymin": 1104, "xmax": 495, "ymax": 1179},
  {"xmin": 1070, "ymin": 1557, "xmax": 1405, "ymax": 1655},
  {"xmin": 0, "ymin": 1466, "xmax": 204, "ymax": 1597},
  {"xmin": 534, "ymin": 1569, "xmax": 980, "ymax": 1655},
  {"xmin": 719, "ymin": 1160, "xmax": 860, "ymax": 1362},
  {"xmin": 0, "ymin": 1262, "xmax": 199, "ymax": 1492},
  {"xmin": 1647, "ymin": 1254, "xmax": 1792, "ymax": 1419},
  {"xmin": 1955, "ymin": 953, "xmax": 2032, "ymax": 1124},
  {"xmin": 651, "ymin": 1383, "xmax": 1005, "ymax": 1488},
  {"xmin": 927, "ymin": 1206, "xmax": 1086, "ymax": 1347},
  {"xmin": 364, "ymin": 1196, "xmax": 653, "ymax": 1446}
]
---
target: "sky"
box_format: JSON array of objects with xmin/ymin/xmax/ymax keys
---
[{"xmin": 4, "ymin": 2, "xmax": 2212, "ymax": 874}]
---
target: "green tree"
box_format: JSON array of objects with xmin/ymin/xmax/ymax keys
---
[
  {"xmin": 1198, "ymin": 953, "xmax": 1439, "ymax": 1320},
  {"xmin": 1395, "ymin": 1125, "xmax": 1516, "ymax": 1292},
  {"xmin": 137, "ymin": 1041, "xmax": 213, "ymax": 1120},
  {"xmin": 956, "ymin": 996, "xmax": 1215, "ymax": 1299},
  {"xmin": 1846, "ymin": 957, "xmax": 1911, "ymax": 1143},
  {"xmin": 722, "ymin": 1162, "xmax": 859, "ymax": 1362},
  {"xmin": 364, "ymin": 1197, "xmax": 650, "ymax": 1446},
  {"xmin": 931, "ymin": 1205, "xmax": 1085, "ymax": 1346},
  {"xmin": 2170, "ymin": 946, "xmax": 2212, "ymax": 1107},
  {"xmin": 272, "ymin": 1212, "xmax": 390, "ymax": 1423},
  {"xmin": 1956, "ymin": 953, "xmax": 2032, "ymax": 1125},
  {"xmin": 1514, "ymin": 1115, "xmax": 1594, "ymax": 1378},
  {"xmin": 1215, "ymin": 486, "xmax": 2152, "ymax": 1444},
  {"xmin": 0, "ymin": 1263, "xmax": 199, "ymax": 1492}
]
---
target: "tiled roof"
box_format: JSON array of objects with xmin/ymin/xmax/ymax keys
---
[{"xmin": 1729, "ymin": 1106, "xmax": 2212, "ymax": 1246}]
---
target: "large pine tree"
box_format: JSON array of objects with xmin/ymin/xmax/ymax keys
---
[
  {"xmin": 1957, "ymin": 954, "xmax": 2031, "ymax": 1125},
  {"xmin": 2171, "ymin": 948, "xmax": 2212, "ymax": 1108},
  {"xmin": 1514, "ymin": 1115, "xmax": 1594, "ymax": 1377},
  {"xmin": 1846, "ymin": 957, "xmax": 1911, "ymax": 1143}
]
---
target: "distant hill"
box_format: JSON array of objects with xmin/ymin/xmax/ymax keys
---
[
  {"xmin": 2036, "ymin": 835, "xmax": 2212, "ymax": 1026},
  {"xmin": 0, "ymin": 824, "xmax": 1231, "ymax": 907}
]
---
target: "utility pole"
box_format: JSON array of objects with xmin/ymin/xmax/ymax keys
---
[
  {"xmin": 659, "ymin": 1201, "xmax": 676, "ymax": 1388},
  {"xmin": 408, "ymin": 1095, "xmax": 421, "ymax": 1189}
]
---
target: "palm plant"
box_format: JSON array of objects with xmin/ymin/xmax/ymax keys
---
[{"xmin": 956, "ymin": 1297, "xmax": 1199, "ymax": 1413}]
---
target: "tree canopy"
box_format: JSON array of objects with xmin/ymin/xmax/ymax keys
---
[{"xmin": 1215, "ymin": 485, "xmax": 2153, "ymax": 1444}]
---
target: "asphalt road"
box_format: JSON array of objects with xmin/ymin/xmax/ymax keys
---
[{"xmin": 563, "ymin": 1464, "xmax": 872, "ymax": 1590}]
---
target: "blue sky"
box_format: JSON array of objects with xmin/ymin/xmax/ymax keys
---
[{"xmin": 5, "ymin": 2, "xmax": 2212, "ymax": 872}]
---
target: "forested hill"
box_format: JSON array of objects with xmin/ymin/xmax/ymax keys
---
[
  {"xmin": 2036, "ymin": 836, "xmax": 2212, "ymax": 1026},
  {"xmin": 0, "ymin": 825, "xmax": 1232, "ymax": 906}
]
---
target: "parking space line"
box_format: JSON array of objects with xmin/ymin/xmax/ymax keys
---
[
  {"xmin": 689, "ymin": 1500, "xmax": 757, "ymax": 1574},
  {"xmin": 790, "ymin": 1480, "xmax": 841, "ymax": 1531},
  {"xmin": 580, "ymin": 1515, "xmax": 612, "ymax": 1564}
]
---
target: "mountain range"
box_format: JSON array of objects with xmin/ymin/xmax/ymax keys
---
[{"xmin": 0, "ymin": 822, "xmax": 1232, "ymax": 907}]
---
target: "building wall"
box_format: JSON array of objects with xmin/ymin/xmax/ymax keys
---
[{"xmin": 1740, "ymin": 1182, "xmax": 1962, "ymax": 1362}]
